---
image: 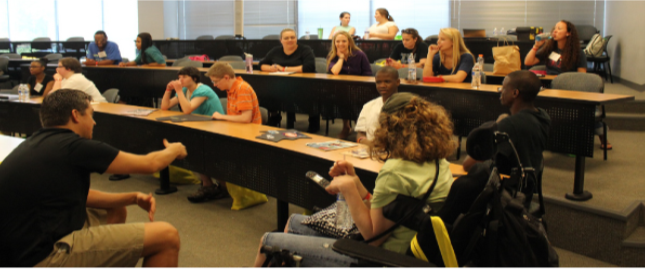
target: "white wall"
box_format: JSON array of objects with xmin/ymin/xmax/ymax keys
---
[
  {"xmin": 138, "ymin": 0, "xmax": 165, "ymax": 39},
  {"xmin": 605, "ymin": 1, "xmax": 645, "ymax": 86}
]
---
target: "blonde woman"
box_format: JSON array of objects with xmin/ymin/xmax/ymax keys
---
[
  {"xmin": 422, "ymin": 28, "xmax": 475, "ymax": 83},
  {"xmin": 327, "ymin": 31, "xmax": 372, "ymax": 139}
]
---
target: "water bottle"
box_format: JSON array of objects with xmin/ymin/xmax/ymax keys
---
[
  {"xmin": 245, "ymin": 53, "xmax": 253, "ymax": 74},
  {"xmin": 305, "ymin": 30, "xmax": 310, "ymax": 40},
  {"xmin": 493, "ymin": 27, "xmax": 498, "ymax": 37},
  {"xmin": 477, "ymin": 54, "xmax": 484, "ymax": 70},
  {"xmin": 471, "ymin": 58, "xmax": 481, "ymax": 89},
  {"xmin": 500, "ymin": 27, "xmax": 505, "ymax": 36},
  {"xmin": 17, "ymin": 84, "xmax": 23, "ymax": 101},
  {"xmin": 23, "ymin": 84, "xmax": 30, "ymax": 101},
  {"xmin": 536, "ymin": 33, "xmax": 552, "ymax": 42},
  {"xmin": 336, "ymin": 193, "xmax": 353, "ymax": 229},
  {"xmin": 363, "ymin": 29, "xmax": 370, "ymax": 40},
  {"xmin": 407, "ymin": 53, "xmax": 416, "ymax": 81}
]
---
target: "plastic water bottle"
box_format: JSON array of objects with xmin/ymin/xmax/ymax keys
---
[
  {"xmin": 336, "ymin": 193, "xmax": 353, "ymax": 229},
  {"xmin": 245, "ymin": 53, "xmax": 253, "ymax": 74},
  {"xmin": 477, "ymin": 54, "xmax": 484, "ymax": 70},
  {"xmin": 305, "ymin": 30, "xmax": 310, "ymax": 40},
  {"xmin": 493, "ymin": 27, "xmax": 498, "ymax": 37},
  {"xmin": 471, "ymin": 58, "xmax": 481, "ymax": 89},
  {"xmin": 17, "ymin": 84, "xmax": 23, "ymax": 101},
  {"xmin": 407, "ymin": 53, "xmax": 416, "ymax": 81},
  {"xmin": 536, "ymin": 33, "xmax": 551, "ymax": 42},
  {"xmin": 23, "ymin": 84, "xmax": 30, "ymax": 101},
  {"xmin": 500, "ymin": 27, "xmax": 505, "ymax": 36},
  {"xmin": 363, "ymin": 29, "xmax": 370, "ymax": 40}
]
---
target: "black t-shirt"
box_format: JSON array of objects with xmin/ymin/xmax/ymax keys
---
[
  {"xmin": 389, "ymin": 42, "xmax": 429, "ymax": 63},
  {"xmin": 0, "ymin": 128, "xmax": 119, "ymax": 267},
  {"xmin": 27, "ymin": 74, "xmax": 54, "ymax": 96},
  {"xmin": 258, "ymin": 45, "xmax": 316, "ymax": 73},
  {"xmin": 496, "ymin": 108, "xmax": 551, "ymax": 174},
  {"xmin": 535, "ymin": 47, "xmax": 587, "ymax": 75}
]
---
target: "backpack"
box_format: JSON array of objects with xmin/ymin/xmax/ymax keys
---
[{"xmin": 584, "ymin": 34, "xmax": 606, "ymax": 57}]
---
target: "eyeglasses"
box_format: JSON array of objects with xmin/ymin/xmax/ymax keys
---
[{"xmin": 210, "ymin": 78, "xmax": 220, "ymax": 85}]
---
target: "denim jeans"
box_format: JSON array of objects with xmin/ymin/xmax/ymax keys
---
[{"xmin": 261, "ymin": 214, "xmax": 358, "ymax": 267}]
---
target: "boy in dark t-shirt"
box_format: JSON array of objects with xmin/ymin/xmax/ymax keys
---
[{"xmin": 0, "ymin": 90, "xmax": 187, "ymax": 267}]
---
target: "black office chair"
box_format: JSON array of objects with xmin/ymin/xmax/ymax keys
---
[
  {"xmin": 63, "ymin": 37, "xmax": 86, "ymax": 54},
  {"xmin": 219, "ymin": 55, "xmax": 243, "ymax": 61},
  {"xmin": 0, "ymin": 57, "xmax": 10, "ymax": 86},
  {"xmin": 299, "ymin": 34, "xmax": 319, "ymax": 40},
  {"xmin": 262, "ymin": 34, "xmax": 280, "ymax": 40},
  {"xmin": 0, "ymin": 37, "xmax": 10, "ymax": 53},
  {"xmin": 215, "ymin": 35, "xmax": 235, "ymax": 40},
  {"xmin": 196, "ymin": 35, "xmax": 214, "ymax": 40},
  {"xmin": 31, "ymin": 37, "xmax": 53, "ymax": 52}
]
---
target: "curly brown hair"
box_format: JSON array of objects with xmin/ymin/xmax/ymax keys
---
[
  {"xmin": 541, "ymin": 20, "xmax": 581, "ymax": 72},
  {"xmin": 369, "ymin": 96, "xmax": 457, "ymax": 163}
]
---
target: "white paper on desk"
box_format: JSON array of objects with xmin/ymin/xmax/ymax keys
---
[
  {"xmin": 121, "ymin": 109, "xmax": 156, "ymax": 117},
  {"xmin": 270, "ymin": 71, "xmax": 296, "ymax": 75}
]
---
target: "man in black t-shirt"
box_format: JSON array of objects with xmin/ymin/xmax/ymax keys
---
[{"xmin": 0, "ymin": 90, "xmax": 188, "ymax": 267}]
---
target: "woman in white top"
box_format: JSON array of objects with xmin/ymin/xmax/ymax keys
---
[
  {"xmin": 366, "ymin": 8, "xmax": 398, "ymax": 40},
  {"xmin": 328, "ymin": 12, "xmax": 356, "ymax": 39},
  {"xmin": 50, "ymin": 57, "xmax": 107, "ymax": 103}
]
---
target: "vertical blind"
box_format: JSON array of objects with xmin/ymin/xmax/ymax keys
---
[
  {"xmin": 451, "ymin": 0, "xmax": 605, "ymax": 36},
  {"xmin": 178, "ymin": 0, "xmax": 235, "ymax": 39},
  {"xmin": 244, "ymin": 0, "xmax": 296, "ymax": 39},
  {"xmin": 297, "ymin": 0, "xmax": 371, "ymax": 39}
]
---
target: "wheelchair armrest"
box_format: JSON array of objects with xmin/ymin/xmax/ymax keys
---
[{"xmin": 332, "ymin": 239, "xmax": 435, "ymax": 267}]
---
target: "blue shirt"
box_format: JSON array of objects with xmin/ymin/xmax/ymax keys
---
[
  {"xmin": 181, "ymin": 84, "xmax": 224, "ymax": 116},
  {"xmin": 134, "ymin": 45, "xmax": 166, "ymax": 65},
  {"xmin": 432, "ymin": 53, "xmax": 475, "ymax": 83},
  {"xmin": 86, "ymin": 41, "xmax": 122, "ymax": 64}
]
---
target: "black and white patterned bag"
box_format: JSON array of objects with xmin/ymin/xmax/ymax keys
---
[{"xmin": 300, "ymin": 203, "xmax": 360, "ymax": 239}]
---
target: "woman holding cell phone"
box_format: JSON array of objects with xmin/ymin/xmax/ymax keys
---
[{"xmin": 253, "ymin": 93, "xmax": 456, "ymax": 267}]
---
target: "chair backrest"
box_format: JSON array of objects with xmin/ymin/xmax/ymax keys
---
[
  {"xmin": 315, "ymin": 61, "xmax": 328, "ymax": 74},
  {"xmin": 483, "ymin": 63, "xmax": 494, "ymax": 72},
  {"xmin": 260, "ymin": 106, "xmax": 268, "ymax": 125},
  {"xmin": 576, "ymin": 25, "xmax": 599, "ymax": 43},
  {"xmin": 396, "ymin": 68, "xmax": 425, "ymax": 80},
  {"xmin": 601, "ymin": 35, "xmax": 613, "ymax": 53},
  {"xmin": 370, "ymin": 64, "xmax": 382, "ymax": 76},
  {"xmin": 529, "ymin": 65, "xmax": 546, "ymax": 71},
  {"xmin": 262, "ymin": 34, "xmax": 280, "ymax": 40},
  {"xmin": 196, "ymin": 35, "xmax": 214, "ymax": 40},
  {"xmin": 425, "ymin": 35, "xmax": 438, "ymax": 43},
  {"xmin": 174, "ymin": 60, "xmax": 203, "ymax": 68},
  {"xmin": 219, "ymin": 55, "xmax": 244, "ymax": 61},
  {"xmin": 66, "ymin": 37, "xmax": 84, "ymax": 42},
  {"xmin": 220, "ymin": 98, "xmax": 228, "ymax": 111},
  {"xmin": 1, "ymin": 53, "xmax": 20, "ymax": 59},
  {"xmin": 44, "ymin": 53, "xmax": 63, "ymax": 61},
  {"xmin": 33, "ymin": 37, "xmax": 51, "ymax": 42},
  {"xmin": 551, "ymin": 72, "xmax": 603, "ymax": 94},
  {"xmin": 32, "ymin": 37, "xmax": 52, "ymax": 50},
  {"xmin": 215, "ymin": 35, "xmax": 235, "ymax": 40},
  {"xmin": 0, "ymin": 38, "xmax": 9, "ymax": 42},
  {"xmin": 495, "ymin": 35, "xmax": 517, "ymax": 41},
  {"xmin": 480, "ymin": 71, "xmax": 487, "ymax": 84},
  {"xmin": 102, "ymin": 88, "xmax": 120, "ymax": 103},
  {"xmin": 300, "ymin": 35, "xmax": 319, "ymax": 40},
  {"xmin": 228, "ymin": 61, "xmax": 246, "ymax": 70},
  {"xmin": 0, "ymin": 57, "xmax": 9, "ymax": 73}
]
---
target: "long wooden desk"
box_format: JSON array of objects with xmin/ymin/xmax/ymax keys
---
[
  {"xmin": 0, "ymin": 97, "xmax": 465, "ymax": 230},
  {"xmin": 484, "ymin": 71, "xmax": 557, "ymax": 85}
]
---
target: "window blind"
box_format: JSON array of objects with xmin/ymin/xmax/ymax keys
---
[{"xmin": 244, "ymin": 0, "xmax": 296, "ymax": 39}]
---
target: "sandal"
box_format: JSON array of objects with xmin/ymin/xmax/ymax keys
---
[{"xmin": 600, "ymin": 143, "xmax": 613, "ymax": 150}]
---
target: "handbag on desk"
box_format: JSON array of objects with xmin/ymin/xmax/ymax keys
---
[{"xmin": 492, "ymin": 38, "xmax": 521, "ymax": 75}]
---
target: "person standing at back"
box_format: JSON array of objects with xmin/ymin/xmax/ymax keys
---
[
  {"xmin": 50, "ymin": 57, "xmax": 107, "ymax": 103},
  {"xmin": 119, "ymin": 32, "xmax": 166, "ymax": 67},
  {"xmin": 366, "ymin": 8, "xmax": 399, "ymax": 40},
  {"xmin": 328, "ymin": 12, "xmax": 356, "ymax": 39},
  {"xmin": 85, "ymin": 30, "xmax": 123, "ymax": 66}
]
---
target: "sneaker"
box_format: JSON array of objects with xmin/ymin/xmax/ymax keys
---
[{"xmin": 187, "ymin": 185, "xmax": 229, "ymax": 203}]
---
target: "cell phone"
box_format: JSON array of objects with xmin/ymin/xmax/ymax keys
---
[{"xmin": 306, "ymin": 171, "xmax": 331, "ymax": 190}]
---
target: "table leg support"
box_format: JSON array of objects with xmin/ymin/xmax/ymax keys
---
[
  {"xmin": 565, "ymin": 156, "xmax": 592, "ymax": 201},
  {"xmin": 277, "ymin": 200, "xmax": 289, "ymax": 232},
  {"xmin": 155, "ymin": 166, "xmax": 178, "ymax": 195}
]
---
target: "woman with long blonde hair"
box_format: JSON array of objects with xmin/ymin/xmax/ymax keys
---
[
  {"xmin": 422, "ymin": 28, "xmax": 475, "ymax": 83},
  {"xmin": 327, "ymin": 31, "xmax": 372, "ymax": 139}
]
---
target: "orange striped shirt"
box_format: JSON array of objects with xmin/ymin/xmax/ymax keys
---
[{"xmin": 227, "ymin": 77, "xmax": 262, "ymax": 124}]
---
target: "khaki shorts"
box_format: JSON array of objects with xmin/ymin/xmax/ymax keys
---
[{"xmin": 34, "ymin": 208, "xmax": 145, "ymax": 267}]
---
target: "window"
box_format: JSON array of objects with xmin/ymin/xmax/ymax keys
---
[
  {"xmin": 177, "ymin": 1, "xmax": 235, "ymax": 39},
  {"xmin": 244, "ymin": 0, "xmax": 296, "ymax": 39},
  {"xmin": 451, "ymin": 0, "xmax": 605, "ymax": 36},
  {"xmin": 7, "ymin": 0, "xmax": 57, "ymax": 41},
  {"xmin": 297, "ymin": 0, "xmax": 370, "ymax": 39},
  {"xmin": 371, "ymin": 0, "xmax": 450, "ymax": 40}
]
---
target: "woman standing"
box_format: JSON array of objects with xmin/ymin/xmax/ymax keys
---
[
  {"xmin": 259, "ymin": 29, "xmax": 318, "ymax": 131},
  {"xmin": 366, "ymin": 8, "xmax": 398, "ymax": 40},
  {"xmin": 119, "ymin": 32, "xmax": 166, "ymax": 67},
  {"xmin": 327, "ymin": 31, "xmax": 372, "ymax": 139},
  {"xmin": 328, "ymin": 12, "xmax": 356, "ymax": 39},
  {"xmin": 422, "ymin": 28, "xmax": 475, "ymax": 83}
]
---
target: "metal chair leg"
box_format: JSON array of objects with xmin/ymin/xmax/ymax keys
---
[
  {"xmin": 607, "ymin": 61, "xmax": 613, "ymax": 83},
  {"xmin": 456, "ymin": 136, "xmax": 462, "ymax": 160},
  {"xmin": 603, "ymin": 122, "xmax": 608, "ymax": 161}
]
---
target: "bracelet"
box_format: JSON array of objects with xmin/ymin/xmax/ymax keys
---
[
  {"xmin": 532, "ymin": 47, "xmax": 539, "ymax": 51},
  {"xmin": 363, "ymin": 192, "xmax": 372, "ymax": 201},
  {"xmin": 283, "ymin": 67, "xmax": 286, "ymax": 72}
]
